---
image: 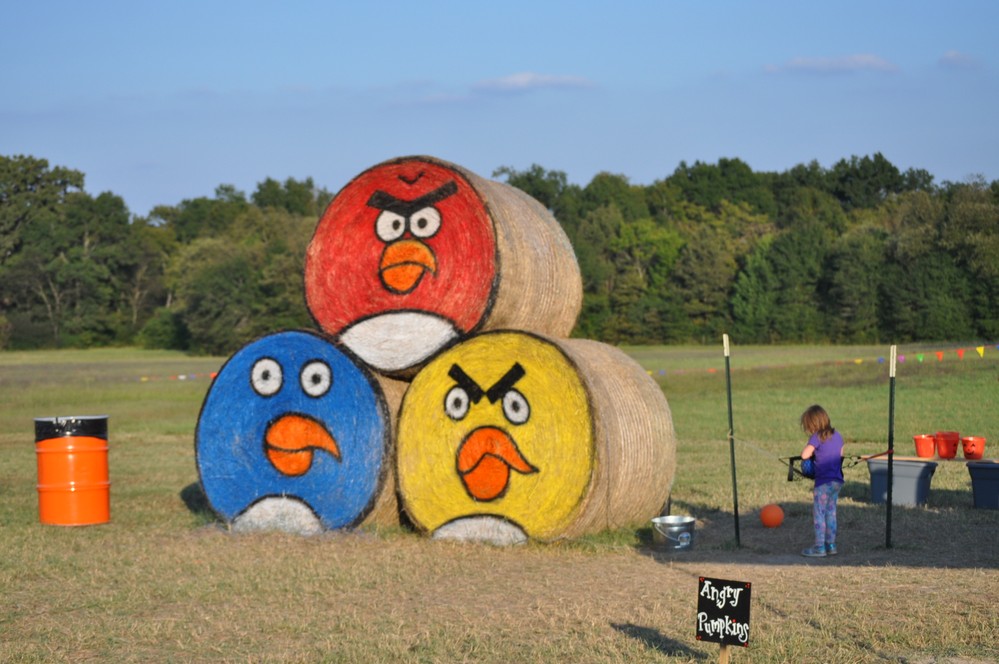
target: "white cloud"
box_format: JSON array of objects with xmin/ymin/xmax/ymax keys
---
[
  {"xmin": 938, "ymin": 50, "xmax": 980, "ymax": 70},
  {"xmin": 473, "ymin": 72, "xmax": 593, "ymax": 93},
  {"xmin": 383, "ymin": 72, "xmax": 594, "ymax": 108},
  {"xmin": 766, "ymin": 54, "xmax": 899, "ymax": 75}
]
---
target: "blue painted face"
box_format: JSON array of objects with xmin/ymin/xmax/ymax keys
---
[{"xmin": 196, "ymin": 330, "xmax": 388, "ymax": 529}]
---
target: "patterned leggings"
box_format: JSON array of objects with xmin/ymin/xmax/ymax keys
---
[{"xmin": 813, "ymin": 481, "xmax": 843, "ymax": 547}]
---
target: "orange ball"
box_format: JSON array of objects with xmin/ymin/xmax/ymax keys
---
[{"xmin": 760, "ymin": 504, "xmax": 784, "ymax": 528}]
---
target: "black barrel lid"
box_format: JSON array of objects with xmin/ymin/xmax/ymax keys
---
[{"xmin": 34, "ymin": 415, "xmax": 109, "ymax": 441}]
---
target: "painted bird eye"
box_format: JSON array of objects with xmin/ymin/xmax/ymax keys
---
[
  {"xmin": 502, "ymin": 389, "xmax": 530, "ymax": 425},
  {"xmin": 408, "ymin": 207, "xmax": 441, "ymax": 238},
  {"xmin": 375, "ymin": 210, "xmax": 407, "ymax": 242},
  {"xmin": 444, "ymin": 386, "xmax": 470, "ymax": 421},
  {"xmin": 300, "ymin": 360, "xmax": 332, "ymax": 398},
  {"xmin": 251, "ymin": 358, "xmax": 283, "ymax": 396}
]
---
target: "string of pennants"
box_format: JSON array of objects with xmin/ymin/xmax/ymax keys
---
[
  {"xmin": 130, "ymin": 343, "xmax": 998, "ymax": 382},
  {"xmin": 871, "ymin": 344, "xmax": 995, "ymax": 365},
  {"xmin": 647, "ymin": 342, "xmax": 999, "ymax": 377}
]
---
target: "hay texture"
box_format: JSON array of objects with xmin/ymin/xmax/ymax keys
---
[
  {"xmin": 556, "ymin": 337, "xmax": 677, "ymax": 536},
  {"xmin": 304, "ymin": 156, "xmax": 582, "ymax": 377},
  {"xmin": 196, "ymin": 330, "xmax": 399, "ymax": 534},
  {"xmin": 395, "ymin": 331, "xmax": 676, "ymax": 543},
  {"xmin": 356, "ymin": 372, "xmax": 407, "ymax": 527}
]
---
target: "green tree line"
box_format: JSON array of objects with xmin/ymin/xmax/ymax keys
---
[{"xmin": 2, "ymin": 153, "xmax": 997, "ymax": 353}]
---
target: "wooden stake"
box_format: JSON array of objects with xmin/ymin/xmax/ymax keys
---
[
  {"xmin": 719, "ymin": 644, "xmax": 732, "ymax": 663},
  {"xmin": 886, "ymin": 344, "xmax": 897, "ymax": 549},
  {"xmin": 723, "ymin": 334, "xmax": 740, "ymax": 547}
]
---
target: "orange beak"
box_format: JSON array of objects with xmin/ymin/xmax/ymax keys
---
[
  {"xmin": 456, "ymin": 427, "xmax": 538, "ymax": 502},
  {"xmin": 264, "ymin": 414, "xmax": 340, "ymax": 477},
  {"xmin": 379, "ymin": 239, "xmax": 437, "ymax": 294}
]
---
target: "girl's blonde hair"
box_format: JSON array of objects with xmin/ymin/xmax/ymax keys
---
[{"xmin": 800, "ymin": 404, "xmax": 835, "ymax": 442}]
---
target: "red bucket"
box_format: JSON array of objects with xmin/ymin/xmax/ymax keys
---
[
  {"xmin": 961, "ymin": 436, "xmax": 986, "ymax": 461},
  {"xmin": 934, "ymin": 431, "xmax": 959, "ymax": 459},
  {"xmin": 913, "ymin": 434, "xmax": 936, "ymax": 459}
]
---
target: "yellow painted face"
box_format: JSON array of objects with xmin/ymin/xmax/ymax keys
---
[{"xmin": 397, "ymin": 332, "xmax": 594, "ymax": 540}]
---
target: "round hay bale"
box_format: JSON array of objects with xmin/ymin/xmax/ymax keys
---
[
  {"xmin": 304, "ymin": 156, "xmax": 582, "ymax": 377},
  {"xmin": 395, "ymin": 331, "xmax": 676, "ymax": 543},
  {"xmin": 195, "ymin": 330, "xmax": 399, "ymax": 533},
  {"xmin": 356, "ymin": 372, "xmax": 407, "ymax": 528},
  {"xmin": 556, "ymin": 337, "xmax": 677, "ymax": 537}
]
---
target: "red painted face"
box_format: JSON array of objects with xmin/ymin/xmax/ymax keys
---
[{"xmin": 305, "ymin": 159, "xmax": 496, "ymax": 337}]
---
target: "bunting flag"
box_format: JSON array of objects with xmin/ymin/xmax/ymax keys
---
[
  {"xmin": 122, "ymin": 342, "xmax": 999, "ymax": 384},
  {"xmin": 308, "ymin": 341, "xmax": 996, "ymax": 380},
  {"xmin": 173, "ymin": 347, "xmax": 999, "ymax": 384}
]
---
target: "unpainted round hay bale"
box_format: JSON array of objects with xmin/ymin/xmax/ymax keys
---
[
  {"xmin": 195, "ymin": 330, "xmax": 399, "ymax": 533},
  {"xmin": 555, "ymin": 337, "xmax": 676, "ymax": 537},
  {"xmin": 395, "ymin": 330, "xmax": 676, "ymax": 543},
  {"xmin": 304, "ymin": 156, "xmax": 582, "ymax": 377}
]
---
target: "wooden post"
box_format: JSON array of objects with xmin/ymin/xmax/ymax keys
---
[{"xmin": 719, "ymin": 643, "xmax": 732, "ymax": 663}]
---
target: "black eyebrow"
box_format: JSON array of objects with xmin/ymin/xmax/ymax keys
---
[
  {"xmin": 366, "ymin": 181, "xmax": 458, "ymax": 218},
  {"xmin": 448, "ymin": 364, "xmax": 484, "ymax": 404},
  {"xmin": 486, "ymin": 363, "xmax": 526, "ymax": 403}
]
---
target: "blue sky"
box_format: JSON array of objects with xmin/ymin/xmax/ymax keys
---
[{"xmin": 3, "ymin": 1, "xmax": 997, "ymax": 217}]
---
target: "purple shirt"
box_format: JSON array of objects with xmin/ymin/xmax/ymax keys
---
[{"xmin": 809, "ymin": 430, "xmax": 844, "ymax": 486}]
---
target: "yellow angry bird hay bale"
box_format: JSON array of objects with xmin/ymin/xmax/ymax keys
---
[{"xmin": 395, "ymin": 331, "xmax": 676, "ymax": 544}]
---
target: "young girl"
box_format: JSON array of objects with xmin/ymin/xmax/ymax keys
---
[{"xmin": 799, "ymin": 405, "xmax": 844, "ymax": 557}]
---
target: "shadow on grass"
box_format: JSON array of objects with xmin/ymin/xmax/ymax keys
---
[
  {"xmin": 611, "ymin": 623, "xmax": 707, "ymax": 659},
  {"xmin": 636, "ymin": 496, "xmax": 999, "ymax": 570},
  {"xmin": 179, "ymin": 481, "xmax": 220, "ymax": 524}
]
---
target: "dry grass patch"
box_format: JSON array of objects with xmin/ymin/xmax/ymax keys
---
[{"xmin": 1, "ymin": 347, "xmax": 998, "ymax": 662}]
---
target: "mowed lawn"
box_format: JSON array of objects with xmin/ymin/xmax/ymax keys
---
[{"xmin": 0, "ymin": 343, "xmax": 997, "ymax": 663}]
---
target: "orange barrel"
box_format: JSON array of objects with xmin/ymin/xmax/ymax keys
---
[{"xmin": 34, "ymin": 416, "xmax": 110, "ymax": 526}]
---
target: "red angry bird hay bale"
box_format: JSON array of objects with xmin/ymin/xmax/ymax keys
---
[{"xmin": 304, "ymin": 156, "xmax": 582, "ymax": 377}]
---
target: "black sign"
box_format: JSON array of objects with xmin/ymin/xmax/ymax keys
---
[{"xmin": 696, "ymin": 576, "xmax": 751, "ymax": 647}]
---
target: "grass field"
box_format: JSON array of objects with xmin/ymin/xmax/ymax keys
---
[{"xmin": 1, "ymin": 343, "xmax": 997, "ymax": 663}]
